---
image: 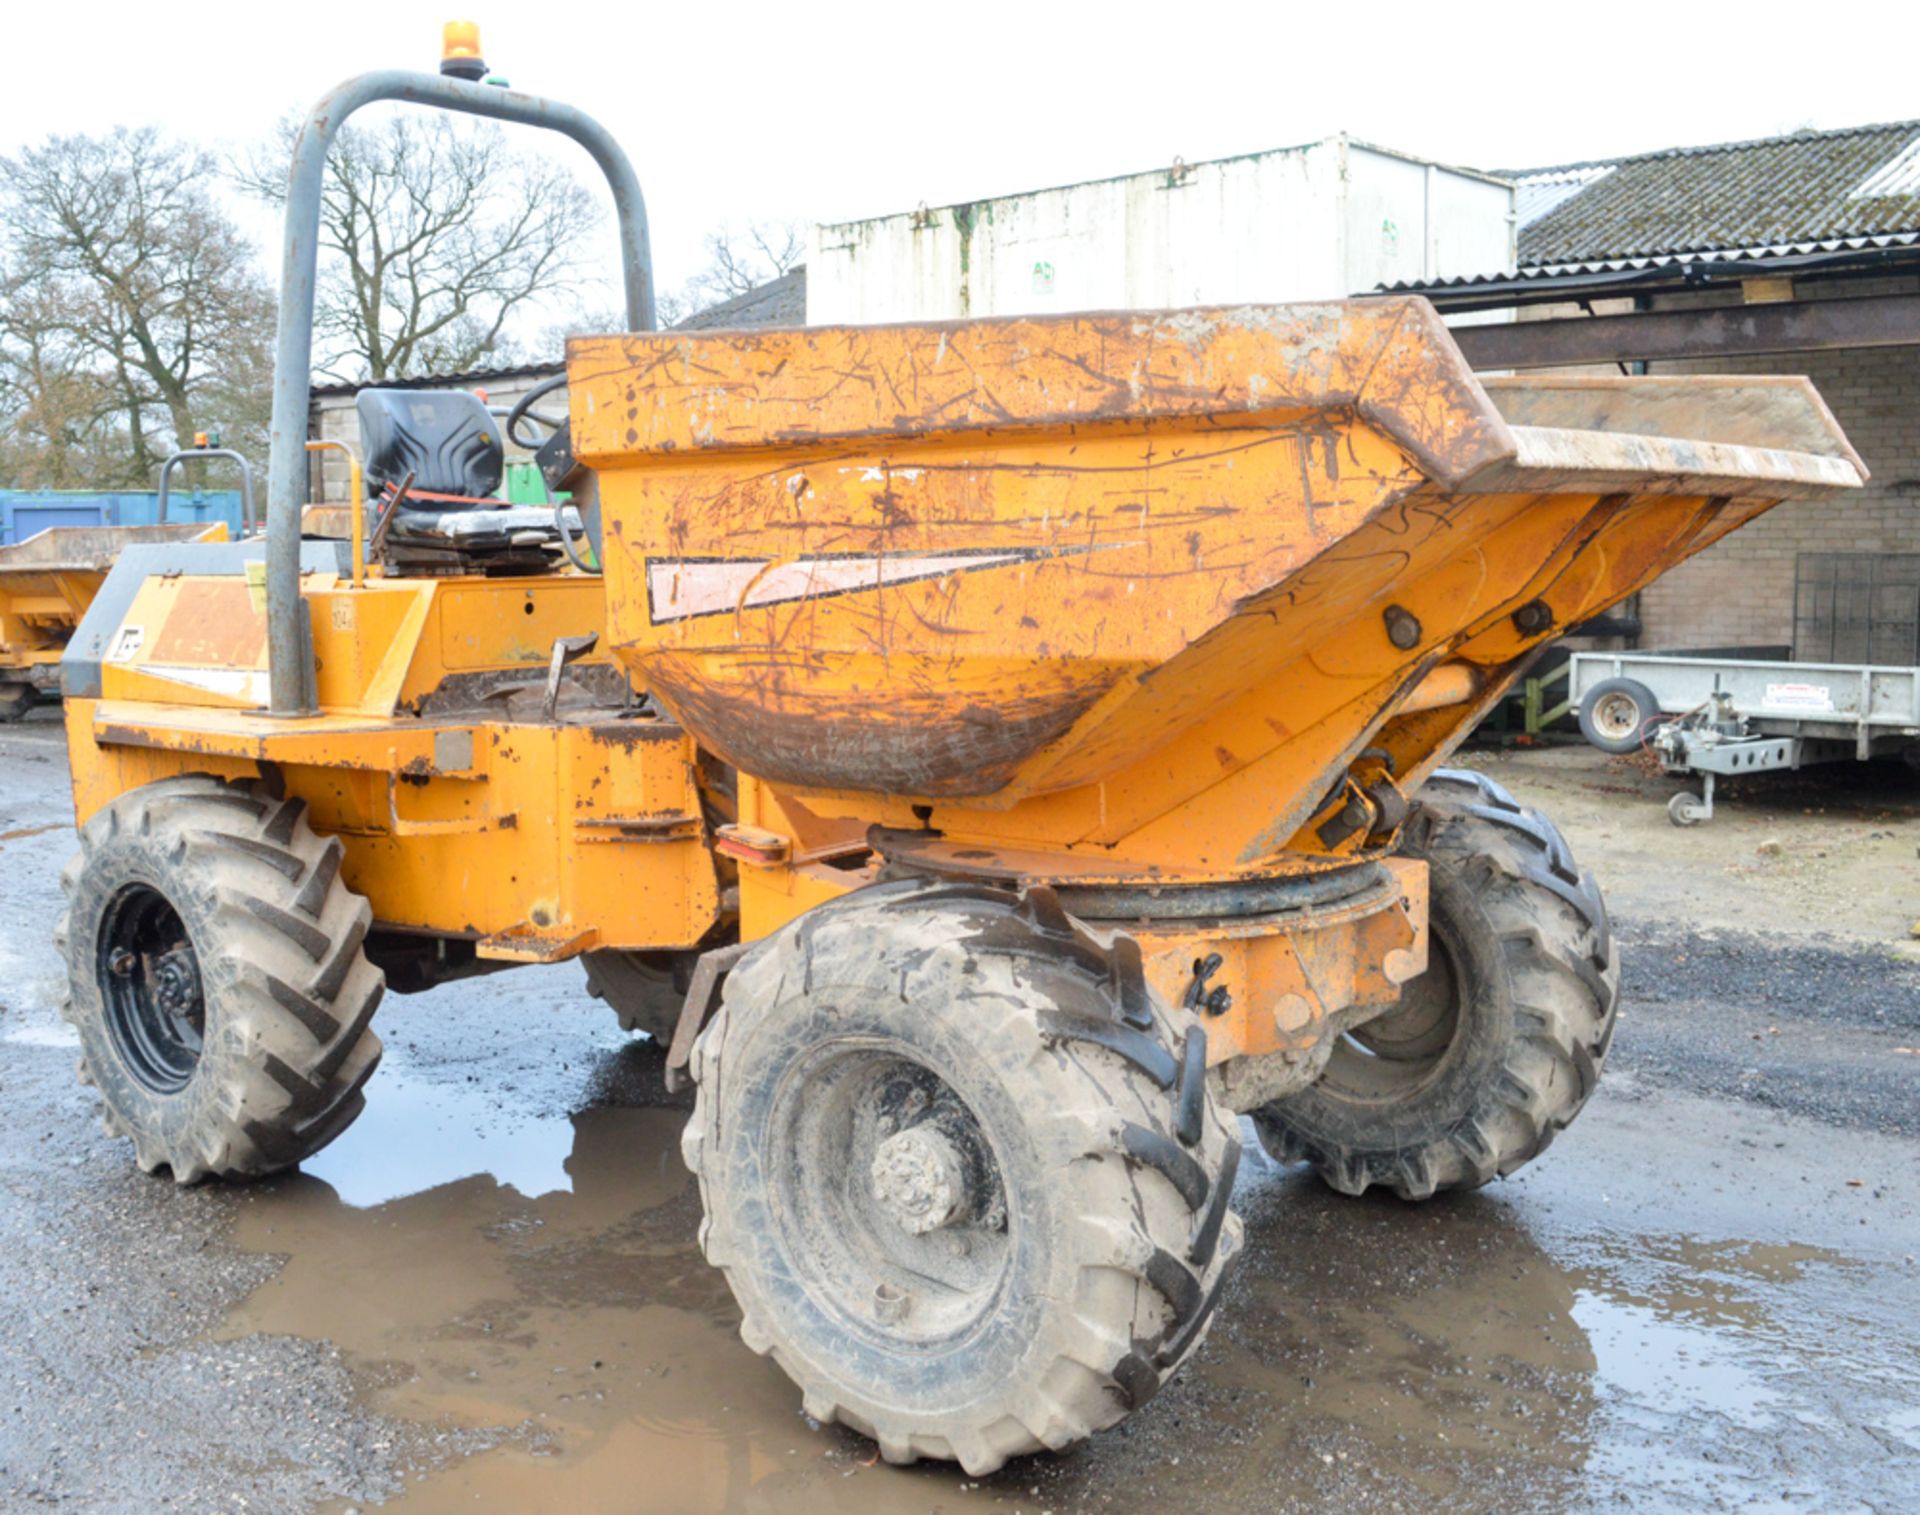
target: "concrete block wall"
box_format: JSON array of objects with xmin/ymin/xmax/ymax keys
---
[{"xmin": 1636, "ymin": 339, "xmax": 1920, "ymax": 652}]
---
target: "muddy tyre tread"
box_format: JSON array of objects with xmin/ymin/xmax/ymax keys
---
[
  {"xmin": 682, "ymin": 879, "xmax": 1243, "ymax": 1475},
  {"xmin": 1256, "ymin": 766, "xmax": 1618, "ymax": 1200},
  {"xmin": 0, "ymin": 682, "xmax": 37, "ymax": 721},
  {"xmin": 581, "ymin": 949, "xmax": 682, "ymax": 1041},
  {"xmin": 57, "ymin": 775, "xmax": 384, "ymax": 1184}
]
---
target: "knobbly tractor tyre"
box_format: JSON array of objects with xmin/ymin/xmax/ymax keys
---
[
  {"xmin": 56, "ymin": 775, "xmax": 384, "ymax": 1184},
  {"xmin": 1254, "ymin": 768, "xmax": 1618, "ymax": 1200},
  {"xmin": 682, "ymin": 879, "xmax": 1243, "ymax": 1475},
  {"xmin": 0, "ymin": 682, "xmax": 35, "ymax": 722},
  {"xmin": 581, "ymin": 948, "xmax": 683, "ymax": 1042}
]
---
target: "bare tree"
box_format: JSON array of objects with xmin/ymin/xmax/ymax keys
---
[
  {"xmin": 0, "ymin": 128, "xmax": 274, "ymax": 486},
  {"xmin": 238, "ymin": 116, "xmax": 603, "ymax": 383},
  {"xmin": 657, "ymin": 221, "xmax": 804, "ymax": 326}
]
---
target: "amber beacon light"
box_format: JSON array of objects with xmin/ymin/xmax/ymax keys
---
[{"xmin": 440, "ymin": 21, "xmax": 487, "ymax": 80}]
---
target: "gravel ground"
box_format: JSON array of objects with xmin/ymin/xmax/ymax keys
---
[{"xmin": 1612, "ymin": 921, "xmax": 1920, "ymax": 1139}]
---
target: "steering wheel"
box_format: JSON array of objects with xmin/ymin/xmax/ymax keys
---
[
  {"xmin": 501, "ymin": 373, "xmax": 599, "ymax": 574},
  {"xmin": 504, "ymin": 372, "xmax": 569, "ymax": 450}
]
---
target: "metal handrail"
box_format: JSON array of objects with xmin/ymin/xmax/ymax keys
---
[
  {"xmin": 157, "ymin": 447, "xmax": 257, "ymax": 535},
  {"xmin": 304, "ymin": 439, "xmax": 367, "ymax": 588},
  {"xmin": 262, "ymin": 67, "xmax": 655, "ymax": 715}
]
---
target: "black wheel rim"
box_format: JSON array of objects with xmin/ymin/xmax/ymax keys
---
[{"xmin": 97, "ymin": 882, "xmax": 205, "ymax": 1093}]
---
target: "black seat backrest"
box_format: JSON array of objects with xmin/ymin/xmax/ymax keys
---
[{"xmin": 355, "ymin": 388, "xmax": 504, "ymax": 500}]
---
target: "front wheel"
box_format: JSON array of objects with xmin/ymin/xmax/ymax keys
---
[
  {"xmin": 1668, "ymin": 790, "xmax": 1709, "ymax": 827},
  {"xmin": 683, "ymin": 880, "xmax": 1242, "ymax": 1475},
  {"xmin": 1254, "ymin": 769, "xmax": 1619, "ymax": 1200}
]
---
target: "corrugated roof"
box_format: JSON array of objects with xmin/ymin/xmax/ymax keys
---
[
  {"xmin": 674, "ymin": 265, "xmax": 806, "ymax": 331},
  {"xmin": 310, "ymin": 360, "xmax": 562, "ymax": 399},
  {"xmin": 1388, "ymin": 118, "xmax": 1920, "ymax": 295},
  {"xmin": 1516, "ymin": 119, "xmax": 1920, "ymax": 267}
]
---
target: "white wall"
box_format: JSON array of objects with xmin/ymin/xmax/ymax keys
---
[{"xmin": 807, "ymin": 138, "xmax": 1514, "ymax": 326}]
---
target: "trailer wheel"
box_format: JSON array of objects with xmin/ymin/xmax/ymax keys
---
[
  {"xmin": 1667, "ymin": 790, "xmax": 1709, "ymax": 827},
  {"xmin": 0, "ymin": 683, "xmax": 36, "ymax": 722},
  {"xmin": 1254, "ymin": 769, "xmax": 1618, "ymax": 1200},
  {"xmin": 1578, "ymin": 677, "xmax": 1661, "ymax": 754},
  {"xmin": 682, "ymin": 880, "xmax": 1243, "ymax": 1475},
  {"xmin": 581, "ymin": 949, "xmax": 683, "ymax": 1042},
  {"xmin": 57, "ymin": 775, "xmax": 384, "ymax": 1183}
]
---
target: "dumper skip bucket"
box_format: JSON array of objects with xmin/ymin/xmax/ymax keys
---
[{"xmin": 568, "ymin": 297, "xmax": 1862, "ymax": 876}]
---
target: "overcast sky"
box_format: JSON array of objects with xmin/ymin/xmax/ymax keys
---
[{"xmin": 6, "ymin": 0, "xmax": 1911, "ymax": 317}]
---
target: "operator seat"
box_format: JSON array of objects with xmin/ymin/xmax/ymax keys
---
[
  {"xmin": 357, "ymin": 387, "xmax": 504, "ymax": 498},
  {"xmin": 354, "ymin": 387, "xmax": 560, "ymax": 573}
]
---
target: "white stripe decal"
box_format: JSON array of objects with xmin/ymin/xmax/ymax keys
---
[
  {"xmin": 133, "ymin": 664, "xmax": 270, "ymax": 704},
  {"xmin": 646, "ymin": 545, "xmax": 1123, "ymax": 624}
]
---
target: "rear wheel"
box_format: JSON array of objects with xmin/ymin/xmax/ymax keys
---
[
  {"xmin": 0, "ymin": 683, "xmax": 35, "ymax": 722},
  {"xmin": 683, "ymin": 880, "xmax": 1242, "ymax": 1474},
  {"xmin": 58, "ymin": 775, "xmax": 384, "ymax": 1183},
  {"xmin": 581, "ymin": 949, "xmax": 683, "ymax": 1042},
  {"xmin": 1254, "ymin": 769, "xmax": 1618, "ymax": 1200}
]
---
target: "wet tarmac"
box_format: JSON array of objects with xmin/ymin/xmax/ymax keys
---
[{"xmin": 3, "ymin": 717, "xmax": 1918, "ymax": 1512}]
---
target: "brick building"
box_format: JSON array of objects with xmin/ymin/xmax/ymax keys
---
[{"xmin": 1403, "ymin": 121, "xmax": 1920, "ymax": 656}]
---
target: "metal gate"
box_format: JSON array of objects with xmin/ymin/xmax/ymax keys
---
[{"xmin": 1793, "ymin": 553, "xmax": 1920, "ymax": 665}]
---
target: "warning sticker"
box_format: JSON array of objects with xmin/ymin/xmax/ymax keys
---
[
  {"xmin": 107, "ymin": 625, "xmax": 144, "ymax": 663},
  {"xmin": 1763, "ymin": 682, "xmax": 1835, "ymax": 713}
]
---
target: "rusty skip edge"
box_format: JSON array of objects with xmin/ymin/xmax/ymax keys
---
[{"xmin": 569, "ymin": 297, "xmax": 1521, "ymax": 491}]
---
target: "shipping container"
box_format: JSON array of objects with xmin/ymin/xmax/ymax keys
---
[
  {"xmin": 0, "ymin": 489, "xmax": 248, "ymax": 545},
  {"xmin": 807, "ymin": 136, "xmax": 1515, "ymax": 325}
]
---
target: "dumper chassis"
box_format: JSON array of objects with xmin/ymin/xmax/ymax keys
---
[{"xmin": 46, "ymin": 35, "xmax": 1866, "ymax": 1474}]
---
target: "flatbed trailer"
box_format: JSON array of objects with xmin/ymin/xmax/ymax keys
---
[{"xmin": 1570, "ymin": 649, "xmax": 1920, "ymax": 823}]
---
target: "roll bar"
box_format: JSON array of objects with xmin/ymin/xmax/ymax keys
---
[
  {"xmin": 157, "ymin": 447, "xmax": 257, "ymax": 536},
  {"xmin": 263, "ymin": 68, "xmax": 655, "ymax": 715}
]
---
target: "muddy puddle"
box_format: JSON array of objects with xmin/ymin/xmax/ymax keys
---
[{"xmin": 209, "ymin": 1032, "xmax": 1919, "ymax": 1513}]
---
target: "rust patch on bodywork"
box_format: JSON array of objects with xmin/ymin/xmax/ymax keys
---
[
  {"xmin": 147, "ymin": 581, "xmax": 268, "ymax": 665},
  {"xmin": 646, "ymin": 660, "xmax": 1106, "ymax": 797}
]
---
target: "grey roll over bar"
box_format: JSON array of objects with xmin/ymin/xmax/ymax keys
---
[
  {"xmin": 263, "ymin": 67, "xmax": 655, "ymax": 715},
  {"xmin": 157, "ymin": 447, "xmax": 257, "ymax": 536}
]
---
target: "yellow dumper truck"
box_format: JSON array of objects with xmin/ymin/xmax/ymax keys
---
[
  {"xmin": 51, "ymin": 33, "xmax": 1864, "ymax": 1473},
  {"xmin": 0, "ymin": 522, "xmax": 227, "ymax": 719}
]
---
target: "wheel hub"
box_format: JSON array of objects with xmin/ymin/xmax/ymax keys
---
[
  {"xmin": 151, "ymin": 946, "xmax": 202, "ymax": 1019},
  {"xmin": 1595, "ymin": 693, "xmax": 1640, "ymax": 739},
  {"xmin": 767, "ymin": 1047, "xmax": 1013, "ymax": 1345},
  {"xmin": 871, "ymin": 1125, "xmax": 970, "ymax": 1234}
]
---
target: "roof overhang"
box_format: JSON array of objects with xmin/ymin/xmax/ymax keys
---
[
  {"xmin": 1386, "ymin": 237, "xmax": 1920, "ymax": 314},
  {"xmin": 1447, "ymin": 290, "xmax": 1920, "ymax": 370}
]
